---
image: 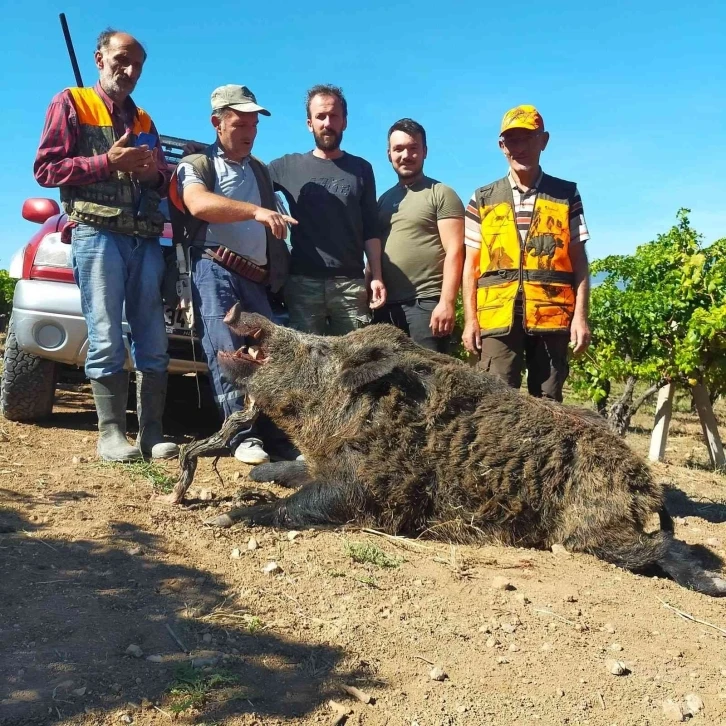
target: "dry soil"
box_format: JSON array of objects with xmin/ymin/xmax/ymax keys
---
[{"xmin": 1, "ymin": 379, "xmax": 726, "ymax": 726}]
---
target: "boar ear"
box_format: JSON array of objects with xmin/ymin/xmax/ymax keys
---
[{"xmin": 338, "ymin": 346, "xmax": 397, "ymax": 390}]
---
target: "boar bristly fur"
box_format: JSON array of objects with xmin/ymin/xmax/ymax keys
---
[{"xmin": 215, "ymin": 307, "xmax": 726, "ymax": 597}]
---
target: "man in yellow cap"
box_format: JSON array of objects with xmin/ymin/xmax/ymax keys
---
[{"xmin": 461, "ymin": 105, "xmax": 591, "ymax": 401}]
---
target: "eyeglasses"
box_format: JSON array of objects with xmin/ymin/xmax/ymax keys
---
[{"xmin": 499, "ymin": 132, "xmax": 543, "ymax": 147}]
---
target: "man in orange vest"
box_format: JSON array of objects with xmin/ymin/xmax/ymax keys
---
[
  {"xmin": 461, "ymin": 105, "xmax": 591, "ymax": 401},
  {"xmin": 35, "ymin": 30, "xmax": 178, "ymax": 461}
]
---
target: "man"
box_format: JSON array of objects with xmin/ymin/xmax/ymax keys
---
[
  {"xmin": 374, "ymin": 118, "xmax": 464, "ymax": 352},
  {"xmin": 462, "ymin": 105, "xmax": 591, "ymax": 401},
  {"xmin": 173, "ymin": 85, "xmax": 296, "ymax": 464},
  {"xmin": 268, "ymin": 84, "xmax": 386, "ymax": 335},
  {"xmin": 34, "ymin": 29, "xmax": 178, "ymax": 461}
]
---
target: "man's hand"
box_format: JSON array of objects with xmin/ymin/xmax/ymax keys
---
[
  {"xmin": 430, "ymin": 300, "xmax": 456, "ymax": 338},
  {"xmin": 182, "ymin": 140, "xmax": 206, "ymax": 156},
  {"xmin": 135, "ymin": 147, "xmax": 161, "ymax": 185},
  {"xmin": 369, "ymin": 279, "xmax": 387, "ymax": 309},
  {"xmin": 462, "ymin": 319, "xmax": 482, "ymax": 354},
  {"xmin": 253, "ymin": 207, "xmax": 297, "ymax": 239},
  {"xmin": 108, "ymin": 132, "xmax": 153, "ymax": 174},
  {"xmin": 570, "ymin": 315, "xmax": 591, "ymax": 356}
]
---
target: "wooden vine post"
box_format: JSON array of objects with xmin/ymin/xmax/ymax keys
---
[{"xmin": 648, "ymin": 383, "xmax": 725, "ymax": 470}]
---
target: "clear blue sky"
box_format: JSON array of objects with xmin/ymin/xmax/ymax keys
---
[{"xmin": 1, "ymin": 0, "xmax": 725, "ymax": 268}]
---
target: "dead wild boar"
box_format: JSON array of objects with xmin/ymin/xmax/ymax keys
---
[{"xmin": 212, "ymin": 306, "xmax": 726, "ymax": 597}]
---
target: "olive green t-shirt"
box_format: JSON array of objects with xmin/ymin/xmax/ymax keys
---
[{"xmin": 378, "ymin": 176, "xmax": 465, "ymax": 303}]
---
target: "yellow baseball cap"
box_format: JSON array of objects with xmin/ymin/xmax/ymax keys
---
[{"xmin": 500, "ymin": 105, "xmax": 544, "ymax": 134}]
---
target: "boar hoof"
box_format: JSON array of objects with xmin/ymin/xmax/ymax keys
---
[
  {"xmin": 205, "ymin": 513, "xmax": 236, "ymax": 528},
  {"xmin": 703, "ymin": 570, "xmax": 726, "ymax": 595}
]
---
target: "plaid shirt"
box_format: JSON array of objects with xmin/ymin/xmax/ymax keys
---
[
  {"xmin": 464, "ymin": 169, "xmax": 589, "ymax": 250},
  {"xmin": 34, "ymin": 82, "xmax": 169, "ymax": 195}
]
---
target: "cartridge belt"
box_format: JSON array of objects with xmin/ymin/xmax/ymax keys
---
[{"xmin": 203, "ymin": 245, "xmax": 268, "ymax": 285}]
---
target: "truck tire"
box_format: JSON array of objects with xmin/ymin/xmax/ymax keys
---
[{"xmin": 1, "ymin": 314, "xmax": 58, "ymax": 421}]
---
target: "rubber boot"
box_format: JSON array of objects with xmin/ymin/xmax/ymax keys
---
[
  {"xmin": 91, "ymin": 373, "xmax": 143, "ymax": 462},
  {"xmin": 135, "ymin": 371, "xmax": 179, "ymax": 460}
]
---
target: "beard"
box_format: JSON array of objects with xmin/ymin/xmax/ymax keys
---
[
  {"xmin": 100, "ymin": 69, "xmax": 136, "ymax": 100},
  {"xmin": 313, "ymin": 128, "xmax": 342, "ymax": 152}
]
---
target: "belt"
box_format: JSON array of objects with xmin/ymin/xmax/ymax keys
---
[{"xmin": 477, "ymin": 269, "xmax": 575, "ymax": 288}]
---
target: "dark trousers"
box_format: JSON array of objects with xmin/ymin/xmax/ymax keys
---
[
  {"xmin": 372, "ymin": 298, "xmax": 450, "ymax": 353},
  {"xmin": 478, "ymin": 313, "xmax": 569, "ymax": 401}
]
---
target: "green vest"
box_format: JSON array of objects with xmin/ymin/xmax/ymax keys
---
[{"xmin": 60, "ymin": 87, "xmax": 164, "ymax": 238}]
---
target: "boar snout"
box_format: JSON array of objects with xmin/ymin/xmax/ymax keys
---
[
  {"xmin": 223, "ymin": 306, "xmax": 273, "ymax": 339},
  {"xmin": 223, "ymin": 302, "xmax": 243, "ymax": 327}
]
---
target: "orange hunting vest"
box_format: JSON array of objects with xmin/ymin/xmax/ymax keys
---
[
  {"xmin": 60, "ymin": 86, "xmax": 164, "ymax": 237},
  {"xmin": 474, "ymin": 174, "xmax": 577, "ymax": 336}
]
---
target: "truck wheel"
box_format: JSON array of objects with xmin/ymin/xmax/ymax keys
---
[{"xmin": 1, "ymin": 314, "xmax": 58, "ymax": 421}]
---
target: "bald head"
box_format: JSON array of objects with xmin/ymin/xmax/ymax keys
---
[{"xmin": 94, "ymin": 29, "xmax": 147, "ymax": 103}]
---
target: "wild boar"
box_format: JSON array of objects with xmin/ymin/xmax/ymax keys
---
[{"xmin": 211, "ymin": 306, "xmax": 725, "ymax": 597}]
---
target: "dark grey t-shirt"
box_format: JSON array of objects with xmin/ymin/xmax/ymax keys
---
[{"xmin": 268, "ymin": 151, "xmax": 378, "ymax": 278}]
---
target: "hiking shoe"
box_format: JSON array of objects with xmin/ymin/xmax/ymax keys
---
[
  {"xmin": 234, "ymin": 438, "xmax": 270, "ymax": 465},
  {"xmin": 270, "ymin": 453, "xmax": 305, "ymax": 462}
]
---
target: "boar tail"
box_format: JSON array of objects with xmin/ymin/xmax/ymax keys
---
[{"xmin": 658, "ymin": 505, "xmax": 674, "ymax": 532}]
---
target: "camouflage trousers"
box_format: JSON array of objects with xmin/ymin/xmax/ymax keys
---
[{"xmin": 284, "ymin": 275, "xmax": 370, "ymax": 336}]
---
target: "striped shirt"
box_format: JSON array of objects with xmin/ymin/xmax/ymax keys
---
[
  {"xmin": 464, "ymin": 170, "xmax": 589, "ymax": 249},
  {"xmin": 34, "ymin": 82, "xmax": 169, "ymax": 194}
]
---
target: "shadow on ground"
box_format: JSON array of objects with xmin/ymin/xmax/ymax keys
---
[
  {"xmin": 0, "ymin": 488, "xmax": 97, "ymax": 511},
  {"xmin": 35, "ymin": 378, "xmax": 222, "ymax": 443},
  {"xmin": 0, "ymin": 507, "xmax": 359, "ymax": 725},
  {"xmin": 664, "ymin": 485, "xmax": 726, "ymax": 524},
  {"xmin": 32, "ymin": 384, "xmax": 99, "ymax": 435}
]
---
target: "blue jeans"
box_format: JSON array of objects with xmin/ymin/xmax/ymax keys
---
[
  {"xmin": 191, "ymin": 252, "xmax": 274, "ymax": 446},
  {"xmin": 71, "ymin": 224, "xmax": 169, "ymax": 379}
]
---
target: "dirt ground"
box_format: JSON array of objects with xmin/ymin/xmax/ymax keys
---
[{"xmin": 2, "ymin": 376, "xmax": 726, "ymax": 726}]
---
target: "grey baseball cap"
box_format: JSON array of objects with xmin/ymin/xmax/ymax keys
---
[{"xmin": 210, "ymin": 84, "xmax": 270, "ymax": 116}]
